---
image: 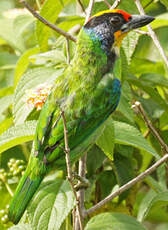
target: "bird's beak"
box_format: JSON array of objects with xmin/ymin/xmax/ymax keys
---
[{"xmin": 121, "ymin": 14, "xmax": 155, "ymax": 32}]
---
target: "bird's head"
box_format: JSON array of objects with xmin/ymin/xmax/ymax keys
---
[{"xmin": 84, "ymin": 9, "xmax": 154, "ymax": 53}]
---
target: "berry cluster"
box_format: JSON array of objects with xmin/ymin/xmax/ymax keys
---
[
  {"xmin": 0, "ymin": 158, "xmax": 26, "ymax": 226},
  {"xmin": 7, "ymin": 158, "xmax": 25, "ymax": 177}
]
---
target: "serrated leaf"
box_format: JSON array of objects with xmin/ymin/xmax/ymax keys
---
[
  {"xmin": 137, "ymin": 189, "xmax": 156, "ymax": 222},
  {"xmin": 30, "ymin": 49, "xmax": 66, "ymax": 66},
  {"xmin": 114, "ymin": 120, "xmax": 159, "ymax": 159},
  {"xmin": 138, "ymin": 191, "xmax": 168, "ymax": 221},
  {"xmin": 127, "ymin": 75, "xmax": 168, "ymax": 112},
  {"xmin": 13, "ymin": 14, "xmax": 35, "ymax": 38},
  {"xmin": 0, "ymin": 18, "xmax": 25, "ymax": 52},
  {"xmin": 28, "ymin": 178, "xmax": 76, "ymax": 230},
  {"xmin": 85, "ymin": 212, "xmax": 146, "ymax": 230},
  {"xmin": 0, "ymin": 120, "xmax": 36, "ymax": 154},
  {"xmin": 14, "ymin": 47, "xmax": 40, "ymax": 88},
  {"xmin": 36, "ymin": 0, "xmax": 69, "ymax": 51},
  {"xmin": 122, "ymin": 31, "xmax": 140, "ymax": 64},
  {"xmin": 96, "ymin": 118, "xmax": 115, "ymax": 160},
  {"xmin": 13, "ymin": 67, "xmax": 63, "ymax": 124}
]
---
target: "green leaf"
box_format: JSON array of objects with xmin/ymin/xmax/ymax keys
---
[
  {"xmin": 14, "ymin": 47, "xmax": 40, "ymax": 88},
  {"xmin": 122, "ymin": 31, "xmax": 140, "ymax": 65},
  {"xmin": 13, "ymin": 14, "xmax": 35, "ymax": 38},
  {"xmin": 13, "ymin": 67, "xmax": 63, "ymax": 124},
  {"xmin": 138, "ymin": 191, "xmax": 168, "ymax": 221},
  {"xmin": 0, "ymin": 87, "xmax": 14, "ymax": 98},
  {"xmin": 8, "ymin": 224, "xmax": 32, "ymax": 230},
  {"xmin": 118, "ymin": 81, "xmax": 134, "ymax": 123},
  {"xmin": 127, "ymin": 75, "xmax": 168, "ymax": 112},
  {"xmin": 130, "ymin": 58, "xmax": 165, "ymax": 76},
  {"xmin": 0, "ymin": 52, "xmax": 18, "ymax": 68},
  {"xmin": 30, "ymin": 49, "xmax": 67, "ymax": 66},
  {"xmin": 0, "ymin": 117, "xmax": 13, "ymax": 135},
  {"xmin": 140, "ymin": 73, "xmax": 168, "ymax": 88},
  {"xmin": 0, "ymin": 120, "xmax": 36, "ymax": 154},
  {"xmin": 36, "ymin": 0, "xmax": 69, "ymax": 51},
  {"xmin": 87, "ymin": 145, "xmax": 105, "ymax": 177},
  {"xmin": 0, "ymin": 18, "xmax": 25, "ymax": 52},
  {"xmin": 27, "ymin": 177, "xmax": 76, "ymax": 230},
  {"xmin": 114, "ymin": 120, "xmax": 159, "ymax": 159},
  {"xmin": 58, "ymin": 16, "xmax": 84, "ymax": 31},
  {"xmin": 85, "ymin": 212, "xmax": 147, "ymax": 230},
  {"xmin": 0, "ymin": 95, "xmax": 13, "ymax": 114},
  {"xmin": 96, "ymin": 118, "xmax": 115, "ymax": 160},
  {"xmin": 137, "ymin": 189, "xmax": 156, "ymax": 222}
]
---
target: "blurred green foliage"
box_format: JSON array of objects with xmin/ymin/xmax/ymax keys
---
[{"xmin": 0, "ymin": 0, "xmax": 168, "ymax": 229}]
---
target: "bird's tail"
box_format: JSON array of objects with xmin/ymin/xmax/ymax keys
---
[{"xmin": 9, "ymin": 169, "xmax": 43, "ymax": 224}]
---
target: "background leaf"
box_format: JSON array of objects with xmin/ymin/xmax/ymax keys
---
[
  {"xmin": 0, "ymin": 120, "xmax": 36, "ymax": 154},
  {"xmin": 27, "ymin": 176, "xmax": 76, "ymax": 230},
  {"xmin": 85, "ymin": 212, "xmax": 147, "ymax": 230}
]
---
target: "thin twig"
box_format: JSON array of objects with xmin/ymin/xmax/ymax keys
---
[
  {"xmin": 35, "ymin": 0, "xmax": 41, "ymax": 10},
  {"xmin": 77, "ymin": 0, "xmax": 86, "ymax": 14},
  {"xmin": 135, "ymin": 29, "xmax": 150, "ymax": 36},
  {"xmin": 75, "ymin": 154, "xmax": 87, "ymax": 229},
  {"xmin": 66, "ymin": 39, "xmax": 71, "ymax": 64},
  {"xmin": 19, "ymin": 0, "xmax": 77, "ymax": 43},
  {"xmin": 85, "ymin": 0, "xmax": 95, "ymax": 24},
  {"xmin": 110, "ymin": 0, "xmax": 121, "ymax": 10},
  {"xmin": 5, "ymin": 182, "xmax": 14, "ymax": 197},
  {"xmin": 133, "ymin": 101, "xmax": 168, "ymax": 153},
  {"xmin": 104, "ymin": 0, "xmax": 111, "ymax": 8},
  {"xmin": 61, "ymin": 111, "xmax": 83, "ymax": 230},
  {"xmin": 77, "ymin": 154, "xmax": 87, "ymax": 211},
  {"xmin": 84, "ymin": 153, "xmax": 168, "ymax": 216},
  {"xmin": 134, "ymin": 0, "xmax": 168, "ymax": 69}
]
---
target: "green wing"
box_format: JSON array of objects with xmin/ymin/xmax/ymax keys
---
[{"xmin": 34, "ymin": 74, "xmax": 121, "ymax": 168}]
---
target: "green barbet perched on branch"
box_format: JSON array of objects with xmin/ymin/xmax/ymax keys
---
[{"xmin": 9, "ymin": 9, "xmax": 154, "ymax": 224}]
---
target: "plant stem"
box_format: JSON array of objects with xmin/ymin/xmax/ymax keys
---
[
  {"xmin": 5, "ymin": 182, "xmax": 14, "ymax": 197},
  {"xmin": 84, "ymin": 153, "xmax": 168, "ymax": 216},
  {"xmin": 110, "ymin": 0, "xmax": 122, "ymax": 9},
  {"xmin": 133, "ymin": 101, "xmax": 168, "ymax": 153},
  {"xmin": 135, "ymin": 0, "xmax": 168, "ymax": 69},
  {"xmin": 85, "ymin": 0, "xmax": 95, "ymax": 23},
  {"xmin": 36, "ymin": 0, "xmax": 41, "ymax": 10},
  {"xmin": 61, "ymin": 111, "xmax": 83, "ymax": 230}
]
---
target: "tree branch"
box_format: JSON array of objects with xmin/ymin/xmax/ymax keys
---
[
  {"xmin": 19, "ymin": 0, "xmax": 77, "ymax": 43},
  {"xmin": 104, "ymin": 0, "xmax": 111, "ymax": 8},
  {"xmin": 84, "ymin": 153, "xmax": 168, "ymax": 216},
  {"xmin": 132, "ymin": 101, "xmax": 168, "ymax": 153},
  {"xmin": 134, "ymin": 0, "xmax": 168, "ymax": 69},
  {"xmin": 85, "ymin": 0, "xmax": 95, "ymax": 24},
  {"xmin": 61, "ymin": 111, "xmax": 83, "ymax": 230},
  {"xmin": 66, "ymin": 39, "xmax": 71, "ymax": 64},
  {"xmin": 110, "ymin": 0, "xmax": 122, "ymax": 10},
  {"xmin": 135, "ymin": 29, "xmax": 150, "ymax": 36},
  {"xmin": 77, "ymin": 0, "xmax": 86, "ymax": 14}
]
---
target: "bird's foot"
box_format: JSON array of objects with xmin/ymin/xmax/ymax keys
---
[{"xmin": 72, "ymin": 172, "xmax": 90, "ymax": 191}]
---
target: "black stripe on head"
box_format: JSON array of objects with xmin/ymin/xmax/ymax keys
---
[{"xmin": 84, "ymin": 13, "xmax": 127, "ymax": 30}]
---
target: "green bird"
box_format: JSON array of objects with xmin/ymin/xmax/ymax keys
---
[{"xmin": 9, "ymin": 9, "xmax": 154, "ymax": 224}]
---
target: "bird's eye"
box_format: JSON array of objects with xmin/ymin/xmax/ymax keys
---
[{"xmin": 110, "ymin": 16, "xmax": 121, "ymax": 24}]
